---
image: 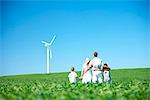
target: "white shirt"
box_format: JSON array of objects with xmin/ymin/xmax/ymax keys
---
[
  {"xmin": 104, "ymin": 70, "xmax": 110, "ymax": 78},
  {"xmin": 89, "ymin": 57, "xmax": 103, "ymax": 71},
  {"xmin": 103, "ymin": 70, "xmax": 110, "ymax": 82},
  {"xmin": 82, "ymin": 63, "xmax": 92, "ymax": 83},
  {"xmin": 68, "ymin": 71, "xmax": 77, "ymax": 83}
]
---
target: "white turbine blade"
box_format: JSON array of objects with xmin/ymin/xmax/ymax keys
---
[
  {"xmin": 49, "ymin": 35, "xmax": 56, "ymax": 45},
  {"xmin": 41, "ymin": 41, "xmax": 48, "ymax": 44},
  {"xmin": 49, "ymin": 48, "xmax": 52, "ymax": 59}
]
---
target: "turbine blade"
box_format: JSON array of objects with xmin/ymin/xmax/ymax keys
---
[
  {"xmin": 41, "ymin": 41, "xmax": 48, "ymax": 44},
  {"xmin": 49, "ymin": 35, "xmax": 56, "ymax": 45}
]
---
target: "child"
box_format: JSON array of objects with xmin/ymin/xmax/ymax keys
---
[
  {"xmin": 103, "ymin": 63, "xmax": 111, "ymax": 82},
  {"xmin": 68, "ymin": 67, "xmax": 78, "ymax": 83},
  {"xmin": 81, "ymin": 57, "xmax": 92, "ymax": 84}
]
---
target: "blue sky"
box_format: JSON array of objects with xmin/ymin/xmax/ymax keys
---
[{"xmin": 0, "ymin": 0, "xmax": 150, "ymax": 76}]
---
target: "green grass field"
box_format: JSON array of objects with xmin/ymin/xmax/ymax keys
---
[{"xmin": 0, "ymin": 68, "xmax": 150, "ymax": 100}]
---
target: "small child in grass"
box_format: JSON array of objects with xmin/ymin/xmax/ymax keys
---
[
  {"xmin": 103, "ymin": 63, "xmax": 111, "ymax": 82},
  {"xmin": 68, "ymin": 67, "xmax": 78, "ymax": 83}
]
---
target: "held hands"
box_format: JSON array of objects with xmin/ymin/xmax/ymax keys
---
[{"xmin": 79, "ymin": 76, "xmax": 83, "ymax": 80}]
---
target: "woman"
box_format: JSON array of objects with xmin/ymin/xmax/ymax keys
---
[{"xmin": 80, "ymin": 57, "xmax": 92, "ymax": 84}]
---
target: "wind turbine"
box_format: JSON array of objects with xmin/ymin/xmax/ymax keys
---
[{"xmin": 41, "ymin": 35, "xmax": 56, "ymax": 73}]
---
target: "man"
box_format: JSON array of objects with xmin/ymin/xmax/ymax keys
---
[{"xmin": 89, "ymin": 52, "xmax": 103, "ymax": 83}]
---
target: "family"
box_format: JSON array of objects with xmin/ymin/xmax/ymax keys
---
[{"xmin": 68, "ymin": 52, "xmax": 111, "ymax": 84}]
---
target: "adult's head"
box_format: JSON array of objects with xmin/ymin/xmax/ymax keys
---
[{"xmin": 94, "ymin": 52, "xmax": 98, "ymax": 57}]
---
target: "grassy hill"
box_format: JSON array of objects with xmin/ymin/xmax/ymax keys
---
[{"xmin": 0, "ymin": 68, "xmax": 150, "ymax": 100}]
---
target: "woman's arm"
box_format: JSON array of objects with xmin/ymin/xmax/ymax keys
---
[
  {"xmin": 84, "ymin": 66, "xmax": 91, "ymax": 74},
  {"xmin": 81, "ymin": 67, "xmax": 84, "ymax": 78}
]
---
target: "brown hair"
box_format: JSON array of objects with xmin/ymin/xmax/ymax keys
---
[
  {"xmin": 70, "ymin": 67, "xmax": 75, "ymax": 71},
  {"xmin": 94, "ymin": 52, "xmax": 98, "ymax": 57},
  {"xmin": 103, "ymin": 63, "xmax": 110, "ymax": 71},
  {"xmin": 104, "ymin": 63, "xmax": 108, "ymax": 66}
]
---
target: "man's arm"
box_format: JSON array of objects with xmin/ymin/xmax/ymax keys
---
[{"xmin": 101, "ymin": 61, "xmax": 103, "ymax": 70}]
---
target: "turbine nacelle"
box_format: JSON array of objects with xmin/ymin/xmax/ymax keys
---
[{"xmin": 41, "ymin": 41, "xmax": 50, "ymax": 47}]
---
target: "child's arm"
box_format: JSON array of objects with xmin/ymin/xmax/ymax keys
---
[
  {"xmin": 75, "ymin": 73, "xmax": 78, "ymax": 77},
  {"xmin": 68, "ymin": 73, "xmax": 70, "ymax": 77}
]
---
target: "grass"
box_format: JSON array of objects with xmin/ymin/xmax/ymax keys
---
[{"xmin": 0, "ymin": 68, "xmax": 150, "ymax": 100}]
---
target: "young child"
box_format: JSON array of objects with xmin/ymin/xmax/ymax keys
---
[
  {"xmin": 103, "ymin": 63, "xmax": 111, "ymax": 82},
  {"xmin": 68, "ymin": 67, "xmax": 78, "ymax": 83}
]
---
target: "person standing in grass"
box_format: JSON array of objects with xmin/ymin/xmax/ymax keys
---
[
  {"xmin": 89, "ymin": 52, "xmax": 103, "ymax": 83},
  {"xmin": 68, "ymin": 67, "xmax": 78, "ymax": 83},
  {"xmin": 80, "ymin": 57, "xmax": 92, "ymax": 84},
  {"xmin": 103, "ymin": 63, "xmax": 111, "ymax": 82}
]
